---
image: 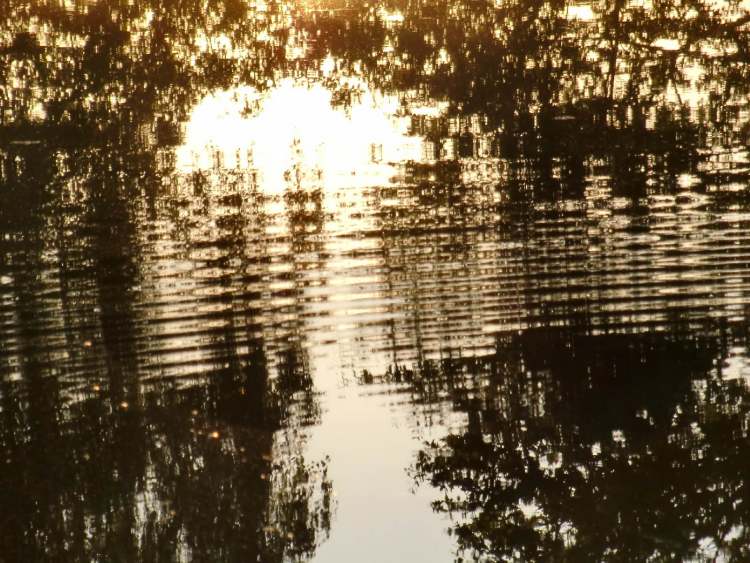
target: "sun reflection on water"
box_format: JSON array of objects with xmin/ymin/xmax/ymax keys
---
[{"xmin": 176, "ymin": 79, "xmax": 431, "ymax": 194}]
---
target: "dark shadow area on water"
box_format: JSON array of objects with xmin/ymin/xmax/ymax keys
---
[{"xmin": 359, "ymin": 323, "xmax": 750, "ymax": 561}]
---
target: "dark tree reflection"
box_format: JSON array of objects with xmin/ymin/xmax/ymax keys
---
[
  {"xmin": 0, "ymin": 46, "xmax": 333, "ymax": 563},
  {"xmin": 307, "ymin": 0, "xmax": 750, "ymax": 200},
  {"xmin": 2, "ymin": 0, "xmax": 750, "ymax": 560},
  {"xmin": 0, "ymin": 363, "xmax": 333, "ymax": 562},
  {"xmin": 406, "ymin": 325, "xmax": 750, "ymax": 561}
]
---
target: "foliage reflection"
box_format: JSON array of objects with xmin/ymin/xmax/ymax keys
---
[
  {"xmin": 2, "ymin": 0, "xmax": 750, "ymax": 560},
  {"xmin": 406, "ymin": 326, "xmax": 750, "ymax": 561}
]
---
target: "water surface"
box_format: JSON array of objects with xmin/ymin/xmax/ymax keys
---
[{"xmin": 2, "ymin": 0, "xmax": 750, "ymax": 560}]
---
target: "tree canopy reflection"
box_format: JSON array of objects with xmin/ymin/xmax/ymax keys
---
[
  {"xmin": 2, "ymin": 0, "xmax": 750, "ymax": 560},
  {"xmin": 405, "ymin": 326, "xmax": 750, "ymax": 561},
  {"xmin": 306, "ymin": 0, "xmax": 750, "ymax": 199},
  {"xmin": 1, "ymin": 54, "xmax": 334, "ymax": 561},
  {"xmin": 2, "ymin": 0, "xmax": 749, "ymax": 200},
  {"xmin": 0, "ymin": 297, "xmax": 333, "ymax": 561}
]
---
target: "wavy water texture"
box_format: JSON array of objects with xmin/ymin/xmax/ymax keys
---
[{"xmin": 2, "ymin": 0, "xmax": 750, "ymax": 561}]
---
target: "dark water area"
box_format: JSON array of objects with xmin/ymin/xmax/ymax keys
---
[{"xmin": 2, "ymin": 0, "xmax": 750, "ymax": 561}]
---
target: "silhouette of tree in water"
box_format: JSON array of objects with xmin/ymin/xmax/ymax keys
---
[
  {"xmin": 1, "ymin": 3, "xmax": 344, "ymax": 557},
  {"xmin": 0, "ymin": 204, "xmax": 332, "ymax": 562},
  {"xmin": 2, "ymin": 0, "xmax": 750, "ymax": 560},
  {"xmin": 404, "ymin": 325, "xmax": 750, "ymax": 561},
  {"xmin": 0, "ymin": 0, "xmax": 748, "ymax": 211},
  {"xmin": 0, "ymin": 50, "xmax": 333, "ymax": 563},
  {"xmin": 0, "ymin": 355, "xmax": 333, "ymax": 562},
  {"xmin": 305, "ymin": 0, "xmax": 750, "ymax": 199}
]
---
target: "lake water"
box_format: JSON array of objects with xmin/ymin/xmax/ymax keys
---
[{"xmin": 2, "ymin": 0, "xmax": 750, "ymax": 561}]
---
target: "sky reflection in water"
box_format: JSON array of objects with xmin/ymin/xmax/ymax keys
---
[{"xmin": 2, "ymin": 0, "xmax": 750, "ymax": 561}]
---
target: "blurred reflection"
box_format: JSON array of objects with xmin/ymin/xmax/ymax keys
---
[
  {"xmin": 2, "ymin": 0, "xmax": 750, "ymax": 560},
  {"xmin": 176, "ymin": 80, "xmax": 428, "ymax": 192},
  {"xmin": 407, "ymin": 326, "xmax": 750, "ymax": 561},
  {"xmin": 0, "ymin": 142, "xmax": 333, "ymax": 561}
]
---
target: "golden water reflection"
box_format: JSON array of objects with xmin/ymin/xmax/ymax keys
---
[
  {"xmin": 3, "ymin": 0, "xmax": 750, "ymax": 560},
  {"xmin": 176, "ymin": 79, "xmax": 436, "ymax": 193}
]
